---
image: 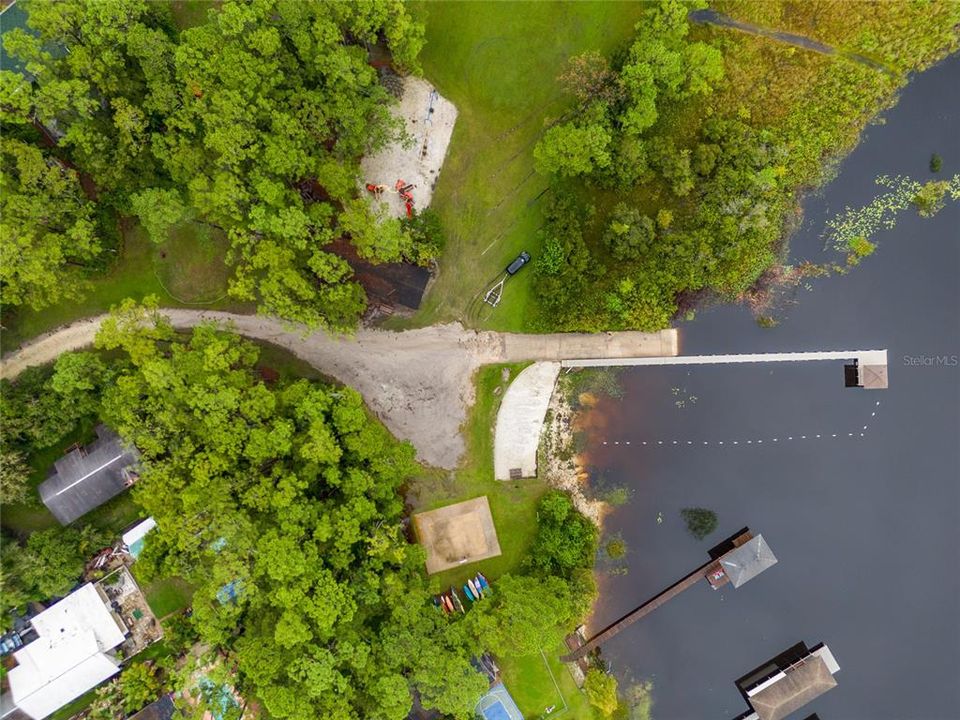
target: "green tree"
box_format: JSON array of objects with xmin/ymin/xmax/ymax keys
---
[
  {"xmin": 0, "ymin": 140, "xmax": 101, "ymax": 309},
  {"xmin": 152, "ymin": 0, "xmax": 425, "ymax": 328},
  {"xmin": 584, "ymin": 668, "xmax": 620, "ymax": 717},
  {"xmin": 0, "ymin": 450, "xmax": 31, "ymax": 505},
  {"xmin": 19, "ymin": 528, "xmax": 85, "ymax": 599},
  {"xmin": 129, "ymin": 188, "xmax": 187, "ymax": 243},
  {"xmin": 526, "ymin": 490, "xmax": 598, "ymax": 578},
  {"xmin": 2, "ymin": 0, "xmax": 175, "ymax": 194},
  {"xmin": 681, "ymin": 507, "xmax": 718, "ymax": 540},
  {"xmin": 119, "ymin": 662, "xmax": 164, "ymax": 714},
  {"xmin": 534, "ymin": 121, "xmax": 612, "ymax": 177},
  {"xmin": 472, "ymin": 574, "xmax": 579, "ymax": 658},
  {"xmin": 603, "ymin": 204, "xmax": 656, "ymax": 261},
  {"xmin": 88, "ymin": 678, "xmax": 125, "ymax": 720},
  {"xmin": 94, "ymin": 302, "xmax": 484, "ymax": 719}
]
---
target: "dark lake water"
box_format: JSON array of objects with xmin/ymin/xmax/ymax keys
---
[{"xmin": 588, "ymin": 54, "xmax": 960, "ymax": 720}]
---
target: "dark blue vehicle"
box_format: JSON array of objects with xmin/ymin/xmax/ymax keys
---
[{"xmin": 505, "ymin": 251, "xmax": 531, "ymax": 276}]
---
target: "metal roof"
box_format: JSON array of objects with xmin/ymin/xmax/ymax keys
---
[
  {"xmin": 129, "ymin": 695, "xmax": 177, "ymax": 720},
  {"xmin": 8, "ymin": 584, "xmax": 126, "ymax": 720},
  {"xmin": 748, "ymin": 657, "xmax": 837, "ymax": 720},
  {"xmin": 38, "ymin": 425, "xmax": 139, "ymax": 525},
  {"xmin": 720, "ymin": 534, "xmax": 778, "ymax": 588}
]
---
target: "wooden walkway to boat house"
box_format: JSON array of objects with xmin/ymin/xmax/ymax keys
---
[{"xmin": 563, "ymin": 529, "xmax": 778, "ymax": 662}]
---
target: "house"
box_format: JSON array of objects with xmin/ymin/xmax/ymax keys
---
[
  {"xmin": 7, "ymin": 584, "xmax": 128, "ymax": 720},
  {"xmin": 735, "ymin": 641, "xmax": 840, "ymax": 720},
  {"xmin": 39, "ymin": 425, "xmax": 139, "ymax": 525}
]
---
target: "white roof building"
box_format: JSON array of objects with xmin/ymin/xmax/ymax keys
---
[
  {"xmin": 8, "ymin": 583, "xmax": 127, "ymax": 720},
  {"xmin": 122, "ymin": 517, "xmax": 157, "ymax": 548}
]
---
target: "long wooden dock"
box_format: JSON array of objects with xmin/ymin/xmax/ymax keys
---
[
  {"xmin": 562, "ymin": 349, "xmax": 887, "ymax": 369},
  {"xmin": 562, "ymin": 560, "xmax": 715, "ymax": 662},
  {"xmin": 563, "ymin": 530, "xmax": 768, "ymax": 663}
]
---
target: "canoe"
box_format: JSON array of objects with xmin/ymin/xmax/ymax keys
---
[
  {"xmin": 443, "ymin": 594, "xmax": 454, "ymax": 613},
  {"xmin": 463, "ymin": 583, "xmax": 476, "ymax": 601},
  {"xmin": 477, "ymin": 572, "xmax": 490, "ymax": 590},
  {"xmin": 449, "ymin": 587, "xmax": 465, "ymax": 613},
  {"xmin": 468, "ymin": 578, "xmax": 482, "ymax": 599}
]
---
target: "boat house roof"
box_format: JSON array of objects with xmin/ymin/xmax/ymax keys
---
[
  {"xmin": 720, "ymin": 534, "xmax": 778, "ymax": 588},
  {"xmin": 748, "ymin": 657, "xmax": 837, "ymax": 720},
  {"xmin": 38, "ymin": 425, "xmax": 139, "ymax": 525}
]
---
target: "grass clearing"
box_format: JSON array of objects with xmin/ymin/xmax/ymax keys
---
[
  {"xmin": 152, "ymin": 220, "xmax": 232, "ymax": 304},
  {"xmin": 2, "ymin": 218, "xmax": 249, "ymax": 350},
  {"xmin": 139, "ymin": 576, "xmax": 194, "ymax": 618},
  {"xmin": 406, "ymin": 363, "xmax": 546, "ymax": 590},
  {"xmin": 405, "ymin": 1, "xmax": 647, "ymax": 332},
  {"xmin": 499, "ymin": 642, "xmax": 600, "ymax": 720},
  {"xmin": 168, "ymin": 0, "xmax": 216, "ymax": 30}
]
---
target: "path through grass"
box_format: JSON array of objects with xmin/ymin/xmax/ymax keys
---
[{"xmin": 406, "ymin": 1, "xmax": 647, "ymax": 332}]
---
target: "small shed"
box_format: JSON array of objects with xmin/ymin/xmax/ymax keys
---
[
  {"xmin": 39, "ymin": 425, "xmax": 140, "ymax": 525},
  {"xmin": 720, "ymin": 534, "xmax": 778, "ymax": 588}
]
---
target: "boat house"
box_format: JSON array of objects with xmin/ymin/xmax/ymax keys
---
[
  {"xmin": 734, "ymin": 641, "xmax": 840, "ymax": 720},
  {"xmin": 39, "ymin": 425, "xmax": 139, "ymax": 525},
  {"xmin": 717, "ymin": 534, "xmax": 779, "ymax": 588}
]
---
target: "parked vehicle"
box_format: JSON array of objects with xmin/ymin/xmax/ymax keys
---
[{"xmin": 505, "ymin": 251, "xmax": 531, "ymax": 276}]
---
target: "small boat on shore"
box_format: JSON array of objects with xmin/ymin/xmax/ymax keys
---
[
  {"xmin": 442, "ymin": 594, "xmax": 455, "ymax": 613},
  {"xmin": 477, "ymin": 572, "xmax": 490, "ymax": 591},
  {"xmin": 449, "ymin": 587, "xmax": 465, "ymax": 613},
  {"xmin": 468, "ymin": 577, "xmax": 482, "ymax": 599},
  {"xmin": 463, "ymin": 583, "xmax": 476, "ymax": 601}
]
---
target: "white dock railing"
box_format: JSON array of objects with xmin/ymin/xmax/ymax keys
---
[{"xmin": 562, "ymin": 349, "xmax": 887, "ymax": 368}]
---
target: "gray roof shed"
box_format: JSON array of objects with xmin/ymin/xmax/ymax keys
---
[
  {"xmin": 38, "ymin": 426, "xmax": 139, "ymax": 525},
  {"xmin": 720, "ymin": 534, "xmax": 778, "ymax": 588}
]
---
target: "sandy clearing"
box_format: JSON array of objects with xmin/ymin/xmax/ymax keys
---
[
  {"xmin": 1, "ymin": 311, "xmax": 676, "ymax": 469},
  {"xmin": 360, "ymin": 76, "xmax": 458, "ymax": 218}
]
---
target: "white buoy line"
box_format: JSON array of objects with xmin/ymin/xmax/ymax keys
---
[{"xmin": 598, "ymin": 401, "xmax": 882, "ymax": 449}]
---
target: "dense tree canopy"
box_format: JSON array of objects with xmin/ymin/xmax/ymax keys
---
[
  {"xmin": 93, "ymin": 300, "xmax": 483, "ymax": 719},
  {"xmin": 2, "ymin": 0, "xmax": 430, "ymax": 329},
  {"xmin": 531, "ymin": 0, "xmax": 960, "ymax": 331},
  {"xmin": 0, "ymin": 140, "xmax": 101, "ymax": 309}
]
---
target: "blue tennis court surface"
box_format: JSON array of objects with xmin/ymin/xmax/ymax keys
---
[{"xmin": 476, "ymin": 682, "xmax": 524, "ymax": 720}]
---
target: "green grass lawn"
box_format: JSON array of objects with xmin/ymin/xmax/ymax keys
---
[
  {"xmin": 499, "ymin": 641, "xmax": 599, "ymax": 720},
  {"xmin": 169, "ymin": 0, "xmax": 217, "ymax": 30},
  {"xmin": 139, "ymin": 576, "xmax": 195, "ymax": 618},
  {"xmin": 1, "ymin": 218, "xmax": 249, "ymax": 350},
  {"xmin": 152, "ymin": 220, "xmax": 232, "ymax": 304},
  {"xmin": 405, "ymin": 1, "xmax": 647, "ymax": 332},
  {"xmin": 406, "ymin": 363, "xmax": 549, "ymax": 592}
]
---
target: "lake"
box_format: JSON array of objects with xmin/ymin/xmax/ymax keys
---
[{"xmin": 586, "ymin": 53, "xmax": 960, "ymax": 720}]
